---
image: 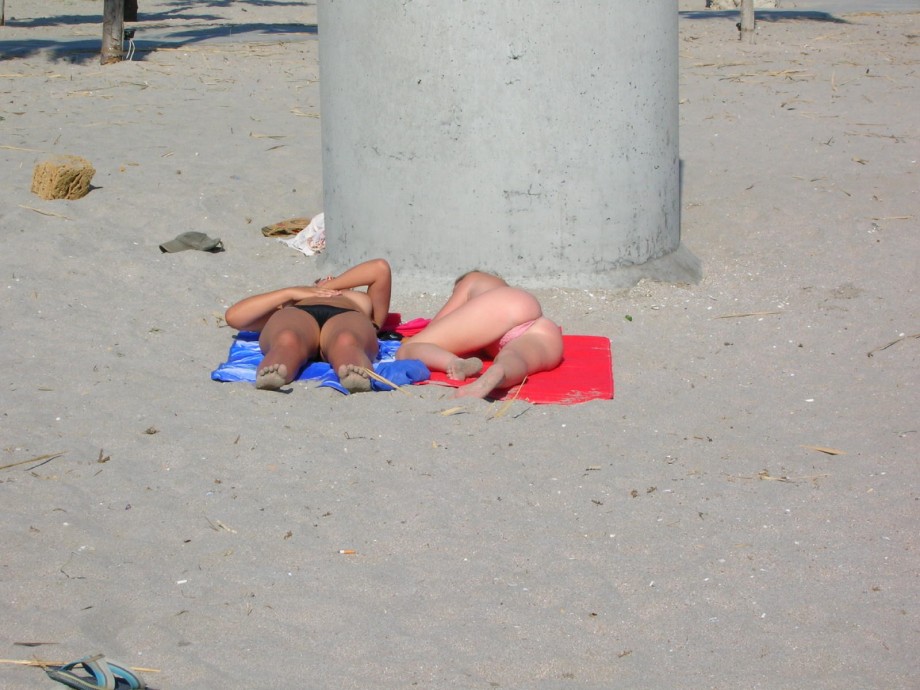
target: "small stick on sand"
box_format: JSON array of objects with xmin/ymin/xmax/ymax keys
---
[
  {"xmin": 358, "ymin": 367, "xmax": 413, "ymax": 396},
  {"xmin": 713, "ymin": 310, "xmax": 783, "ymax": 319},
  {"xmin": 867, "ymin": 332, "xmax": 920, "ymax": 358},
  {"xmin": 489, "ymin": 375, "xmax": 528, "ymax": 419},
  {"xmin": 0, "ymin": 659, "xmax": 160, "ymax": 673},
  {"xmin": 17, "ymin": 205, "xmax": 72, "ymax": 220},
  {"xmin": 801, "ymin": 445, "xmax": 846, "ymax": 455},
  {"xmin": 0, "ymin": 659, "xmax": 162, "ymax": 673},
  {"xmin": 204, "ymin": 515, "xmax": 237, "ymax": 533},
  {"xmin": 0, "ymin": 452, "xmax": 65, "ymax": 472}
]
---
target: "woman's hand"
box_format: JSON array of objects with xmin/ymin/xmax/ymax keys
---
[
  {"xmin": 312, "ymin": 259, "xmax": 391, "ymax": 328},
  {"xmin": 290, "ymin": 285, "xmax": 342, "ymax": 301},
  {"xmin": 225, "ymin": 283, "xmax": 346, "ymax": 333}
]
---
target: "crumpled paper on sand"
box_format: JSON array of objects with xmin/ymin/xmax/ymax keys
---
[{"xmin": 278, "ymin": 212, "xmax": 325, "ymax": 255}]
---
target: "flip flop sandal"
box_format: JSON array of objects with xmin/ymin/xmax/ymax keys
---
[{"xmin": 45, "ymin": 653, "xmax": 146, "ymax": 690}]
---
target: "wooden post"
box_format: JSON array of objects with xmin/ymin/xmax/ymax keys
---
[
  {"xmin": 125, "ymin": 0, "xmax": 138, "ymax": 23},
  {"xmin": 739, "ymin": 0, "xmax": 755, "ymax": 43},
  {"xmin": 1, "ymin": 0, "xmax": 6, "ymax": 27},
  {"xmin": 101, "ymin": 0, "xmax": 125, "ymax": 64}
]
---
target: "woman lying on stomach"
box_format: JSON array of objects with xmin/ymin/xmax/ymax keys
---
[{"xmin": 396, "ymin": 270, "xmax": 563, "ymax": 399}]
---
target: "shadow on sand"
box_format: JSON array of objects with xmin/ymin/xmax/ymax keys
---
[
  {"xmin": 0, "ymin": 1, "xmax": 317, "ymax": 64},
  {"xmin": 680, "ymin": 9, "xmax": 850, "ymax": 23}
]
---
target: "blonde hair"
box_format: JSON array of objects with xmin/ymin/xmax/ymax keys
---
[{"xmin": 454, "ymin": 269, "xmax": 502, "ymax": 286}]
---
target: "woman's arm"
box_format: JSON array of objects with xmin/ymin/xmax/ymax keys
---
[
  {"xmin": 316, "ymin": 258, "xmax": 392, "ymax": 329},
  {"xmin": 225, "ymin": 286, "xmax": 339, "ymax": 332}
]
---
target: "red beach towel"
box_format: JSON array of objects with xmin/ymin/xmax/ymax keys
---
[
  {"xmin": 415, "ymin": 334, "xmax": 614, "ymax": 405},
  {"xmin": 394, "ymin": 318, "xmax": 613, "ymax": 404}
]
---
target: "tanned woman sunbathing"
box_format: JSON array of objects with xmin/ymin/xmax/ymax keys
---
[{"xmin": 224, "ymin": 258, "xmax": 391, "ymax": 392}]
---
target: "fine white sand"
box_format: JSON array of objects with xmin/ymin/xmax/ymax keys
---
[{"xmin": 1, "ymin": 2, "xmax": 917, "ymax": 688}]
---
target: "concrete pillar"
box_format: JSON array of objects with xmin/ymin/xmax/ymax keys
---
[{"xmin": 317, "ymin": 1, "xmax": 699, "ymax": 289}]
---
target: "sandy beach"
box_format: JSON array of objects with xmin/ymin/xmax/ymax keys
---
[{"xmin": 1, "ymin": 1, "xmax": 918, "ymax": 688}]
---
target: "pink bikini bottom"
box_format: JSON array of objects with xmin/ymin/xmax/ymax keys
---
[{"xmin": 498, "ymin": 319, "xmax": 537, "ymax": 349}]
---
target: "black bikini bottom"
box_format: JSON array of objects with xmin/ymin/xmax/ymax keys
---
[{"xmin": 293, "ymin": 304, "xmax": 357, "ymax": 329}]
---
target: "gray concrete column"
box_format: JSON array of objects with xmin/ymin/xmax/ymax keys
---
[{"xmin": 317, "ymin": 1, "xmax": 699, "ymax": 289}]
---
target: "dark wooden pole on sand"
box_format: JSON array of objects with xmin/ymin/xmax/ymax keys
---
[
  {"xmin": 1, "ymin": 0, "xmax": 6, "ymax": 27},
  {"xmin": 101, "ymin": 0, "xmax": 125, "ymax": 64}
]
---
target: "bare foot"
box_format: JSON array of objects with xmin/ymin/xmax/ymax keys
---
[
  {"xmin": 446, "ymin": 356, "xmax": 483, "ymax": 381},
  {"xmin": 453, "ymin": 364, "xmax": 505, "ymax": 399},
  {"xmin": 256, "ymin": 363, "xmax": 288, "ymax": 390},
  {"xmin": 337, "ymin": 364, "xmax": 372, "ymax": 393}
]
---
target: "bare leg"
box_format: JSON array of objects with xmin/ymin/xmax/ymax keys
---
[
  {"xmin": 453, "ymin": 364, "xmax": 507, "ymax": 399},
  {"xmin": 397, "ymin": 341, "xmax": 482, "ymax": 381},
  {"xmin": 320, "ymin": 311, "xmax": 379, "ymax": 393},
  {"xmin": 447, "ymin": 356, "xmax": 483, "ymax": 381},
  {"xmin": 256, "ymin": 307, "xmax": 321, "ymax": 390},
  {"xmin": 398, "ymin": 285, "xmax": 542, "ymax": 360},
  {"xmin": 454, "ymin": 318, "xmax": 564, "ymax": 399}
]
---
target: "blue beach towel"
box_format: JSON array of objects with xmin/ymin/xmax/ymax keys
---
[{"xmin": 211, "ymin": 331, "xmax": 430, "ymax": 394}]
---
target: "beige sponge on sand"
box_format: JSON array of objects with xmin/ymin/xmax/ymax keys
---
[{"xmin": 31, "ymin": 155, "xmax": 96, "ymax": 200}]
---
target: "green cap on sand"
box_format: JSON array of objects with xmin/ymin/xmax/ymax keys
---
[{"xmin": 159, "ymin": 231, "xmax": 224, "ymax": 253}]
